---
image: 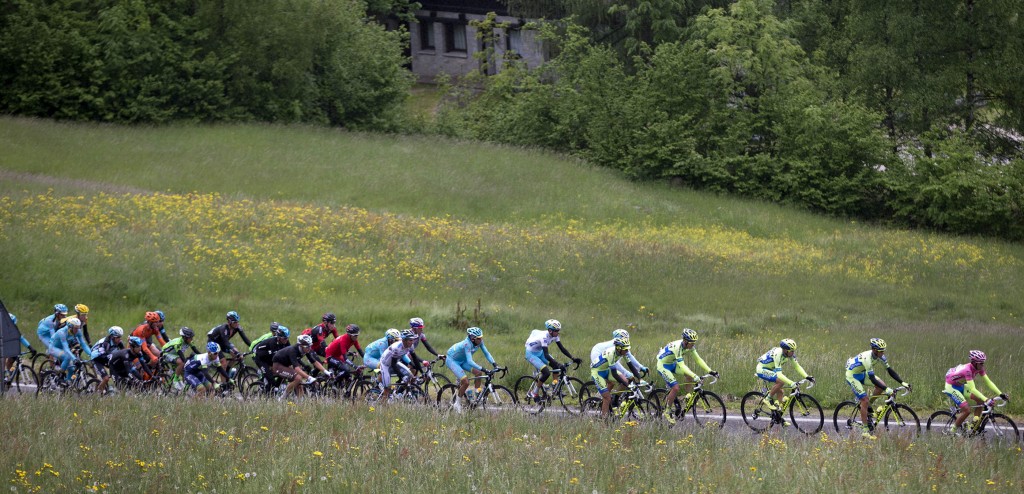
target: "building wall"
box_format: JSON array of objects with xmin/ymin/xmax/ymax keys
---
[{"xmin": 410, "ymin": 11, "xmax": 544, "ymax": 83}]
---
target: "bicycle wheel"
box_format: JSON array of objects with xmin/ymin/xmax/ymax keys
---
[
  {"xmin": 692, "ymin": 391, "xmax": 727, "ymax": 428},
  {"xmin": 557, "ymin": 377, "xmax": 588, "ymax": 415},
  {"xmin": 883, "ymin": 404, "xmax": 920, "ymax": 436},
  {"xmin": 620, "ymin": 398, "xmax": 658, "ymax": 422},
  {"xmin": 14, "ymin": 364, "xmax": 38, "ymax": 394},
  {"xmin": 514, "ymin": 375, "xmax": 539, "ymax": 400},
  {"xmin": 422, "ymin": 374, "xmax": 451, "ymax": 404},
  {"xmin": 519, "ymin": 382, "xmax": 547, "ymax": 415},
  {"xmin": 740, "ymin": 391, "xmax": 773, "ymax": 433},
  {"xmin": 481, "ymin": 385, "xmax": 517, "ymax": 412},
  {"xmin": 832, "ymin": 401, "xmax": 864, "ymax": 433},
  {"xmin": 981, "ymin": 414, "xmax": 1019, "ymax": 446},
  {"xmin": 35, "ymin": 371, "xmax": 63, "ymax": 397},
  {"xmin": 790, "ymin": 394, "xmax": 824, "ymax": 434},
  {"xmin": 436, "ymin": 383, "xmax": 460, "ymax": 410},
  {"xmin": 926, "ymin": 410, "xmax": 956, "ymax": 435},
  {"xmin": 364, "ymin": 385, "xmax": 384, "ymax": 404}
]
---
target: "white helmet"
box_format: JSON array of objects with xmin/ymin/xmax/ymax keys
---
[
  {"xmin": 297, "ymin": 334, "xmax": 313, "ymax": 347},
  {"xmin": 107, "ymin": 326, "xmax": 124, "ymax": 337},
  {"xmin": 65, "ymin": 317, "xmax": 82, "ymax": 328}
]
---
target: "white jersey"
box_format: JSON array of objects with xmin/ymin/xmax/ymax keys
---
[
  {"xmin": 381, "ymin": 341, "xmax": 413, "ymax": 367},
  {"xmin": 194, "ymin": 352, "xmax": 220, "ymax": 368},
  {"xmin": 590, "ymin": 340, "xmax": 642, "ymax": 369},
  {"xmin": 525, "ymin": 329, "xmax": 559, "ymax": 352}
]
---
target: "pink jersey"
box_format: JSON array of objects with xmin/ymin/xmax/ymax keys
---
[{"xmin": 945, "ymin": 363, "xmax": 986, "ymax": 385}]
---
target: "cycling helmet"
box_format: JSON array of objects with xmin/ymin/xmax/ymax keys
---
[
  {"xmin": 207, "ymin": 342, "xmax": 221, "ymax": 353},
  {"xmin": 274, "ymin": 326, "xmax": 290, "ymax": 338},
  {"xmin": 780, "ymin": 338, "xmax": 797, "ymax": 351},
  {"xmin": 108, "ymin": 326, "xmax": 124, "ymax": 337},
  {"xmin": 54, "ymin": 304, "xmax": 68, "ymax": 314},
  {"xmin": 969, "ymin": 350, "xmax": 987, "ymax": 363},
  {"xmin": 226, "ymin": 311, "xmax": 240, "ymax": 322},
  {"xmin": 409, "ymin": 317, "xmax": 424, "ymax": 329},
  {"xmin": 682, "ymin": 328, "xmax": 698, "ymax": 342},
  {"xmin": 869, "ymin": 338, "xmax": 886, "ymax": 350},
  {"xmin": 179, "ymin": 327, "xmax": 194, "ymax": 339},
  {"xmin": 612, "ymin": 329, "xmax": 629, "ymax": 339},
  {"xmin": 545, "ymin": 319, "xmax": 562, "ymax": 332},
  {"xmin": 400, "ymin": 329, "xmax": 418, "ymax": 341},
  {"xmin": 129, "ymin": 336, "xmax": 143, "ymax": 347},
  {"xmin": 466, "ymin": 327, "xmax": 483, "ymax": 339},
  {"xmin": 145, "ymin": 311, "xmax": 161, "ymax": 323},
  {"xmin": 322, "ymin": 312, "xmax": 337, "ymax": 323},
  {"xmin": 613, "ymin": 336, "xmax": 630, "ymax": 349},
  {"xmin": 297, "ymin": 334, "xmax": 313, "ymax": 347},
  {"xmin": 155, "ymin": 310, "xmax": 165, "ymax": 322},
  {"xmin": 9, "ymin": 313, "xmax": 16, "ymax": 325},
  {"xmin": 75, "ymin": 304, "xmax": 89, "ymax": 314},
  {"xmin": 346, "ymin": 324, "xmax": 361, "ymax": 335},
  {"xmin": 385, "ymin": 329, "xmax": 402, "ymax": 343},
  {"xmin": 66, "ymin": 317, "xmax": 82, "ymax": 328}
]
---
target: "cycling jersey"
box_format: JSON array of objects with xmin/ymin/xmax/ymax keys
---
[
  {"xmin": 184, "ymin": 352, "xmax": 221, "ymax": 387},
  {"xmin": 590, "ymin": 344, "xmax": 634, "ymax": 394},
  {"xmin": 363, "ymin": 338, "xmax": 388, "ymax": 368},
  {"xmin": 248, "ymin": 332, "xmax": 275, "ymax": 351},
  {"xmin": 132, "ymin": 323, "xmax": 166, "ymax": 362},
  {"xmin": 252, "ymin": 337, "xmax": 289, "ymax": 365},
  {"xmin": 446, "ymin": 337, "xmax": 495, "ymax": 370},
  {"xmin": 208, "ymin": 323, "xmax": 251, "ymax": 353},
  {"xmin": 656, "ymin": 339, "xmax": 710, "ymax": 386},
  {"xmin": 90, "ymin": 336, "xmax": 123, "ymax": 364},
  {"xmin": 325, "ymin": 334, "xmax": 362, "ymax": 361},
  {"xmin": 36, "ymin": 314, "xmax": 63, "ymax": 347},
  {"xmin": 755, "ymin": 347, "xmax": 808, "ymax": 386},
  {"xmin": 161, "ymin": 337, "xmax": 198, "ymax": 361},
  {"xmin": 845, "ymin": 350, "xmax": 889, "ymax": 377},
  {"xmin": 411, "ymin": 331, "xmax": 437, "ymax": 356},
  {"xmin": 48, "ymin": 326, "xmax": 93, "ymax": 362},
  {"xmin": 590, "ymin": 340, "xmax": 643, "ymax": 378},
  {"xmin": 379, "ymin": 341, "xmax": 416, "ymax": 387},
  {"xmin": 302, "ymin": 323, "xmax": 337, "ymax": 353},
  {"xmin": 108, "ymin": 348, "xmax": 147, "ymax": 380},
  {"xmin": 272, "ymin": 344, "xmax": 323, "ymax": 368},
  {"xmin": 945, "ymin": 363, "xmax": 1002, "ymax": 403},
  {"xmin": 525, "ymin": 330, "xmax": 559, "ymax": 352}
]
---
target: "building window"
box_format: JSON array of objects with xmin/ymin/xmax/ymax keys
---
[
  {"xmin": 419, "ymin": 20, "xmax": 435, "ymax": 50},
  {"xmin": 506, "ymin": 28, "xmax": 523, "ymax": 55},
  {"xmin": 445, "ymin": 23, "xmax": 467, "ymax": 52}
]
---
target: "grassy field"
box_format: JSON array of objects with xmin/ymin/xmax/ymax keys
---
[{"xmin": 2, "ymin": 115, "xmax": 1023, "ymax": 491}]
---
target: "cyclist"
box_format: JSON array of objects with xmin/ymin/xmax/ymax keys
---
[
  {"xmin": 36, "ymin": 303, "xmax": 68, "ymax": 349},
  {"xmin": 4, "ymin": 313, "xmax": 39, "ymax": 382},
  {"xmin": 108, "ymin": 336, "xmax": 152, "ymax": 387},
  {"xmin": 324, "ymin": 324, "xmax": 365, "ymax": 376},
  {"xmin": 591, "ymin": 333, "xmax": 645, "ymax": 419},
  {"xmin": 67, "ymin": 304, "xmax": 92, "ymax": 346},
  {"xmin": 207, "ymin": 311, "xmax": 252, "ymax": 377},
  {"xmin": 47, "ymin": 317, "xmax": 94, "ymax": 381},
  {"xmin": 183, "ymin": 342, "xmax": 232, "ymax": 397},
  {"xmin": 756, "ymin": 339, "xmax": 814, "ymax": 420},
  {"xmin": 845, "ymin": 338, "xmax": 911, "ymax": 437},
  {"xmin": 271, "ymin": 334, "xmax": 330, "ymax": 399},
  {"xmin": 944, "ymin": 350, "xmax": 1010, "ymax": 434},
  {"xmin": 132, "ymin": 311, "xmax": 167, "ymax": 367},
  {"xmin": 162, "ymin": 327, "xmax": 202, "ymax": 391},
  {"xmin": 364, "ymin": 329, "xmax": 403, "ymax": 370},
  {"xmin": 302, "ymin": 312, "xmax": 340, "ymax": 357},
  {"xmin": 378, "ymin": 329, "xmax": 419, "ymax": 402},
  {"xmin": 251, "ymin": 323, "xmax": 291, "ymax": 393},
  {"xmin": 409, "ymin": 317, "xmax": 444, "ymax": 363},
  {"xmin": 446, "ymin": 327, "xmax": 499, "ymax": 407},
  {"xmin": 90, "ymin": 326, "xmax": 124, "ymax": 393},
  {"xmin": 590, "ymin": 329, "xmax": 649, "ymax": 395},
  {"xmin": 524, "ymin": 319, "xmax": 583, "ymax": 400},
  {"xmin": 656, "ymin": 328, "xmax": 719, "ymax": 424}
]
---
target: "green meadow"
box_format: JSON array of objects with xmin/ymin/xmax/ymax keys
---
[{"xmin": 1, "ymin": 116, "xmax": 1022, "ymax": 492}]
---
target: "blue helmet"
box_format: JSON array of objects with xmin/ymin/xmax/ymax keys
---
[
  {"xmin": 276, "ymin": 326, "xmax": 290, "ymax": 338},
  {"xmin": 128, "ymin": 336, "xmax": 143, "ymax": 347},
  {"xmin": 409, "ymin": 317, "xmax": 424, "ymax": 329},
  {"xmin": 466, "ymin": 327, "xmax": 483, "ymax": 338},
  {"xmin": 155, "ymin": 310, "xmax": 165, "ymax": 322},
  {"xmin": 207, "ymin": 342, "xmax": 221, "ymax": 353},
  {"xmin": 54, "ymin": 304, "xmax": 68, "ymax": 314},
  {"xmin": 226, "ymin": 311, "xmax": 240, "ymax": 322},
  {"xmin": 9, "ymin": 313, "xmax": 16, "ymax": 325}
]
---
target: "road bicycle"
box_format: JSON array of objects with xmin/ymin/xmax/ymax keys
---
[
  {"xmin": 365, "ymin": 370, "xmax": 427, "ymax": 404},
  {"xmin": 514, "ymin": 360, "xmax": 588, "ymax": 415},
  {"xmin": 437, "ymin": 366, "xmax": 517, "ymax": 412},
  {"xmin": 418, "ymin": 356, "xmax": 452, "ymax": 405},
  {"xmin": 580, "ymin": 379, "xmax": 658, "ymax": 422},
  {"xmin": 35, "ymin": 359, "xmax": 99, "ymax": 396},
  {"xmin": 3, "ymin": 351, "xmax": 38, "ymax": 395},
  {"xmin": 650, "ymin": 374, "xmax": 727, "ymax": 428},
  {"xmin": 741, "ymin": 378, "xmax": 823, "ymax": 434},
  {"xmin": 926, "ymin": 395, "xmax": 1018, "ymax": 446},
  {"xmin": 833, "ymin": 385, "xmax": 919, "ymax": 436}
]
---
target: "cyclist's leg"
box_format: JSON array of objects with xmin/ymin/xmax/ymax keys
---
[
  {"xmin": 755, "ymin": 368, "xmax": 782, "ymax": 407},
  {"xmin": 945, "ymin": 383, "xmax": 970, "ymax": 428},
  {"xmin": 379, "ymin": 362, "xmax": 394, "ymax": 400},
  {"xmin": 591, "ymin": 368, "xmax": 612, "ymax": 417},
  {"xmin": 658, "ymin": 363, "xmax": 681, "ymax": 405},
  {"xmin": 847, "ymin": 373, "xmax": 870, "ymax": 425},
  {"xmin": 525, "ymin": 351, "xmax": 548, "ymax": 392}
]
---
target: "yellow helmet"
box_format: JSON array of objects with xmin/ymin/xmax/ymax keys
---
[{"xmin": 75, "ymin": 304, "xmax": 90, "ymax": 314}]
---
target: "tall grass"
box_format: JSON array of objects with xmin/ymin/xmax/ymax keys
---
[
  {"xmin": 1, "ymin": 116, "xmax": 1022, "ymax": 415},
  {"xmin": 1, "ymin": 398, "xmax": 1021, "ymax": 493}
]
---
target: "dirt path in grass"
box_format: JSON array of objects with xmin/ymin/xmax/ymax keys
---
[{"xmin": 0, "ymin": 169, "xmax": 151, "ymax": 195}]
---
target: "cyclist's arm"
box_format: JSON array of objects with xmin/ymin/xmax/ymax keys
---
[
  {"xmin": 690, "ymin": 350, "xmax": 711, "ymax": 376},
  {"xmin": 554, "ymin": 340, "xmax": 575, "ymax": 361},
  {"xmin": 869, "ymin": 373, "xmax": 887, "ymax": 389},
  {"xmin": 81, "ymin": 324, "xmax": 92, "ymax": 347},
  {"xmin": 964, "ymin": 379, "xmax": 988, "ymax": 402},
  {"xmin": 304, "ymin": 352, "xmax": 327, "ymax": 373},
  {"xmin": 20, "ymin": 335, "xmax": 34, "ymax": 352},
  {"xmin": 354, "ymin": 340, "xmax": 364, "ymax": 358},
  {"xmin": 74, "ymin": 332, "xmax": 94, "ymax": 359},
  {"xmin": 408, "ymin": 350, "xmax": 424, "ymax": 373},
  {"xmin": 884, "ymin": 367, "xmax": 905, "ymax": 385},
  {"xmin": 237, "ymin": 328, "xmax": 252, "ymax": 347},
  {"xmin": 541, "ymin": 345, "xmax": 555, "ymax": 365},
  {"xmin": 420, "ymin": 338, "xmax": 439, "ymax": 357},
  {"xmin": 978, "ymin": 374, "xmax": 1002, "ymax": 398},
  {"xmin": 480, "ymin": 343, "xmax": 496, "ymax": 367},
  {"xmin": 157, "ymin": 328, "xmax": 169, "ymax": 346},
  {"xmin": 626, "ymin": 360, "xmax": 643, "ymax": 381},
  {"xmin": 791, "ymin": 359, "xmax": 809, "ymax": 380},
  {"xmin": 626, "ymin": 352, "xmax": 644, "ymax": 371}
]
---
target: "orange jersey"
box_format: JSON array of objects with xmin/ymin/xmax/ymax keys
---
[{"xmin": 133, "ymin": 323, "xmax": 166, "ymax": 361}]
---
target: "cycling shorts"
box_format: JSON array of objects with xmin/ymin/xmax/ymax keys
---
[
  {"xmin": 525, "ymin": 350, "xmax": 549, "ymax": 371},
  {"xmin": 446, "ymin": 359, "xmax": 476, "ymax": 380},
  {"xmin": 92, "ymin": 360, "xmax": 109, "ymax": 379},
  {"xmin": 184, "ymin": 368, "xmax": 210, "ymax": 388},
  {"xmin": 272, "ymin": 362, "xmax": 297, "ymax": 380},
  {"xmin": 380, "ymin": 361, "xmax": 411, "ymax": 388},
  {"xmin": 613, "ymin": 362, "xmax": 634, "ymax": 380},
  {"xmin": 846, "ymin": 373, "xmax": 868, "ymax": 400},
  {"xmin": 591, "ymin": 368, "xmax": 611, "ymax": 394},
  {"xmin": 37, "ymin": 330, "xmax": 54, "ymax": 349},
  {"xmin": 363, "ymin": 356, "xmax": 380, "ymax": 369},
  {"xmin": 657, "ymin": 362, "xmax": 691, "ymax": 389},
  {"xmin": 756, "ymin": 368, "xmax": 780, "ymax": 383},
  {"xmin": 944, "ymin": 383, "xmax": 969, "ymax": 408}
]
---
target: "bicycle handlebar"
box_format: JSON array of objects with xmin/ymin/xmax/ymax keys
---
[{"xmin": 699, "ymin": 374, "xmax": 718, "ymax": 387}]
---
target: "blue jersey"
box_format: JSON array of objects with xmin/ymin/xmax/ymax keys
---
[
  {"xmin": 37, "ymin": 314, "xmax": 61, "ymax": 342},
  {"xmin": 446, "ymin": 337, "xmax": 495, "ymax": 371},
  {"xmin": 48, "ymin": 327, "xmax": 93, "ymax": 360}
]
